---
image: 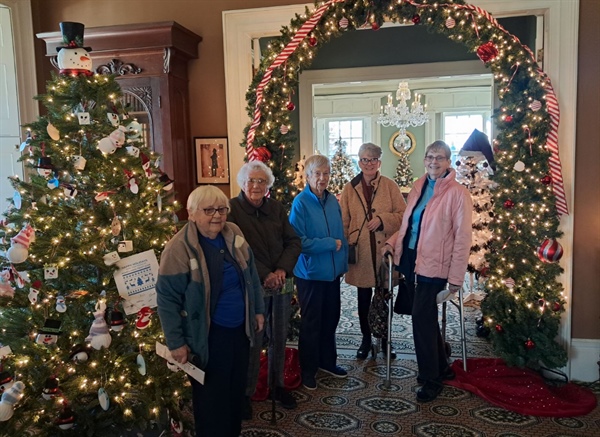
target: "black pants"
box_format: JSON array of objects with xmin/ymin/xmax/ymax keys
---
[
  {"xmin": 412, "ymin": 281, "xmax": 449, "ymax": 382},
  {"xmin": 190, "ymin": 323, "xmax": 249, "ymax": 437},
  {"xmin": 357, "ymin": 287, "xmax": 372, "ymax": 338}
]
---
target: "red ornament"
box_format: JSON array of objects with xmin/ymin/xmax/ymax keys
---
[
  {"xmin": 286, "ymin": 101, "xmax": 295, "ymax": 111},
  {"xmin": 495, "ymin": 324, "xmax": 504, "ymax": 333},
  {"xmin": 371, "ymin": 22, "xmax": 380, "ymax": 31},
  {"xmin": 536, "ymin": 238, "xmax": 563, "ymax": 263},
  {"xmin": 412, "ymin": 14, "xmax": 421, "ymax": 24},
  {"xmin": 476, "ymin": 42, "xmax": 499, "ymax": 63},
  {"xmin": 525, "ymin": 339, "xmax": 536, "ymax": 350},
  {"xmin": 255, "ymin": 147, "xmax": 272, "ymax": 162},
  {"xmin": 308, "ymin": 36, "xmax": 317, "ymax": 47},
  {"xmin": 538, "ymin": 299, "xmax": 545, "ymax": 308},
  {"xmin": 540, "ymin": 175, "xmax": 552, "ymax": 185},
  {"xmin": 505, "ymin": 115, "xmax": 513, "ymax": 123},
  {"xmin": 503, "ymin": 199, "xmax": 515, "ymax": 209},
  {"xmin": 552, "ymin": 302, "xmax": 562, "ymax": 312}
]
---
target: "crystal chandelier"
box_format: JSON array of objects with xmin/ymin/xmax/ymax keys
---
[{"xmin": 377, "ymin": 81, "xmax": 430, "ymax": 140}]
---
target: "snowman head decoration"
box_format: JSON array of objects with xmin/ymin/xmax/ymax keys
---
[{"xmin": 56, "ymin": 22, "xmax": 93, "ymax": 76}]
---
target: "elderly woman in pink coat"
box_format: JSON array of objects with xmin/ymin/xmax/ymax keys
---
[
  {"xmin": 340, "ymin": 142, "xmax": 406, "ymax": 360},
  {"xmin": 384, "ymin": 140, "xmax": 472, "ymax": 403}
]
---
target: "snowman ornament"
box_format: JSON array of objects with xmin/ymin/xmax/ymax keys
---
[{"xmin": 55, "ymin": 22, "xmax": 93, "ymax": 76}]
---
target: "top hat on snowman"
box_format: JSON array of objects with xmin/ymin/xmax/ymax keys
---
[{"xmin": 56, "ymin": 22, "xmax": 93, "ymax": 76}]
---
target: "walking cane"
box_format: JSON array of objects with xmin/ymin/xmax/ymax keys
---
[
  {"xmin": 269, "ymin": 295, "xmax": 277, "ymax": 425},
  {"xmin": 384, "ymin": 253, "xmax": 394, "ymax": 389}
]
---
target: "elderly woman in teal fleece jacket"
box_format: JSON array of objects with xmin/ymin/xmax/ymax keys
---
[{"xmin": 157, "ymin": 185, "xmax": 264, "ymax": 437}]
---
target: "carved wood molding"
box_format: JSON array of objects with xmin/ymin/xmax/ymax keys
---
[
  {"xmin": 123, "ymin": 86, "xmax": 153, "ymax": 113},
  {"xmin": 96, "ymin": 59, "xmax": 142, "ymax": 76}
]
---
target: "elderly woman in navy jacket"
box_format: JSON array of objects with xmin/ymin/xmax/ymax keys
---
[
  {"xmin": 157, "ymin": 185, "xmax": 264, "ymax": 437},
  {"xmin": 290, "ymin": 154, "xmax": 348, "ymax": 390}
]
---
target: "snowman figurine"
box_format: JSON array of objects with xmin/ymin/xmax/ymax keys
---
[{"xmin": 55, "ymin": 22, "xmax": 93, "ymax": 76}]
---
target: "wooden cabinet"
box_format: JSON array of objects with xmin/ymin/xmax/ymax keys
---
[{"xmin": 38, "ymin": 21, "xmax": 202, "ymax": 211}]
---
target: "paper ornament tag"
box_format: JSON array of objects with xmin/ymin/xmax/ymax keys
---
[
  {"xmin": 98, "ymin": 387, "xmax": 110, "ymax": 411},
  {"xmin": 126, "ymin": 146, "xmax": 140, "ymax": 157},
  {"xmin": 137, "ymin": 353, "xmax": 147, "ymax": 375},
  {"xmin": 72, "ymin": 155, "xmax": 86, "ymax": 171},
  {"xmin": 118, "ymin": 240, "xmax": 133, "ymax": 253},
  {"xmin": 107, "ymin": 113, "xmax": 120, "ymax": 127},
  {"xmin": 44, "ymin": 264, "xmax": 59, "ymax": 280},
  {"xmin": 111, "ymin": 217, "xmax": 122, "ymax": 236},
  {"xmin": 77, "ymin": 112, "xmax": 91, "ymax": 125}
]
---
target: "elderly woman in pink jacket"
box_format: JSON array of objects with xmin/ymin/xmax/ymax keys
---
[{"xmin": 384, "ymin": 140, "xmax": 472, "ymax": 403}]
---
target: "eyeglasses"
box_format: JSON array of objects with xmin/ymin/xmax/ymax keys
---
[
  {"xmin": 359, "ymin": 157, "xmax": 380, "ymax": 164},
  {"xmin": 202, "ymin": 207, "xmax": 230, "ymax": 216},
  {"xmin": 424, "ymin": 155, "xmax": 449, "ymax": 162},
  {"xmin": 246, "ymin": 178, "xmax": 267, "ymax": 186}
]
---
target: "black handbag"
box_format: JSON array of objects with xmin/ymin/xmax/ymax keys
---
[
  {"xmin": 368, "ymin": 287, "xmax": 389, "ymax": 339},
  {"xmin": 393, "ymin": 276, "xmax": 414, "ymax": 315}
]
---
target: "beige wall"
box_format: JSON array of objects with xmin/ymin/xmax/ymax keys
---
[{"xmin": 30, "ymin": 0, "xmax": 599, "ymax": 340}]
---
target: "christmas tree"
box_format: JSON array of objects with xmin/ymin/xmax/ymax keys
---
[
  {"xmin": 393, "ymin": 149, "xmax": 413, "ymax": 188},
  {"xmin": 455, "ymin": 153, "xmax": 496, "ymax": 301},
  {"xmin": 0, "ymin": 23, "xmax": 189, "ymax": 436},
  {"xmin": 328, "ymin": 137, "xmax": 356, "ymax": 196}
]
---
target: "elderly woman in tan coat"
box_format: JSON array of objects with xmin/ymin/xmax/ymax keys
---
[{"xmin": 340, "ymin": 142, "xmax": 406, "ymax": 359}]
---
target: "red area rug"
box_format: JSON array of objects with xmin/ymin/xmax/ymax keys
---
[{"xmin": 448, "ymin": 358, "xmax": 597, "ymax": 417}]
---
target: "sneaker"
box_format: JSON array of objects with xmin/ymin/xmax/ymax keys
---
[
  {"xmin": 270, "ymin": 386, "xmax": 297, "ymax": 409},
  {"xmin": 417, "ymin": 367, "xmax": 455, "ymax": 385},
  {"xmin": 356, "ymin": 336, "xmax": 372, "ymax": 359},
  {"xmin": 319, "ymin": 365, "xmax": 348, "ymax": 378},
  {"xmin": 302, "ymin": 373, "xmax": 317, "ymax": 390},
  {"xmin": 241, "ymin": 396, "xmax": 252, "ymax": 420},
  {"xmin": 416, "ymin": 380, "xmax": 443, "ymax": 402}
]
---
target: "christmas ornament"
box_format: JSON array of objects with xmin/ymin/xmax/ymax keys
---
[
  {"xmin": 540, "ymin": 175, "xmax": 552, "ymax": 185},
  {"xmin": 495, "ymin": 324, "xmax": 504, "ymax": 333},
  {"xmin": 28, "ymin": 288, "xmax": 39, "ymax": 304},
  {"xmin": 76, "ymin": 112, "xmax": 90, "ymax": 125},
  {"xmin": 35, "ymin": 319, "xmax": 62, "ymax": 345},
  {"xmin": 126, "ymin": 120, "xmax": 142, "ymax": 138},
  {"xmin": 62, "ymin": 184, "xmax": 77, "ymax": 198},
  {"xmin": 126, "ymin": 145, "xmax": 140, "ymax": 157},
  {"xmin": 503, "ymin": 277, "xmax": 515, "ymax": 289},
  {"xmin": 107, "ymin": 113, "xmax": 120, "ymax": 127},
  {"xmin": 504, "ymin": 114, "xmax": 513, "ymax": 123},
  {"xmin": 117, "ymin": 240, "xmax": 133, "ymax": 253},
  {"xmin": 255, "ymin": 147, "xmax": 272, "ymax": 163},
  {"xmin": 371, "ymin": 22, "xmax": 380, "ymax": 31},
  {"xmin": 166, "ymin": 361, "xmax": 179, "ymax": 372},
  {"xmin": 552, "ymin": 302, "xmax": 561, "ymax": 312},
  {"xmin": 140, "ymin": 153, "xmax": 153, "ymax": 177},
  {"xmin": 159, "ymin": 173, "xmax": 175, "ymax": 191},
  {"xmin": 137, "ymin": 353, "xmax": 147, "ymax": 375},
  {"xmin": 55, "ymin": 295, "xmax": 67, "ymax": 313},
  {"xmin": 56, "ymin": 401, "xmax": 76, "ymax": 430},
  {"xmin": 339, "ymin": 17, "xmax": 348, "ymax": 29},
  {"xmin": 98, "ymin": 387, "xmax": 110, "ymax": 411},
  {"xmin": 513, "ymin": 160, "xmax": 525, "ymax": 172},
  {"xmin": 0, "ymin": 381, "xmax": 25, "ymax": 422},
  {"xmin": 69, "ymin": 344, "xmax": 90, "ymax": 363},
  {"xmin": 56, "ymin": 22, "xmax": 92, "ymax": 76},
  {"xmin": 109, "ymin": 308, "xmax": 126, "ymax": 332},
  {"xmin": 525, "ymin": 339, "xmax": 536, "ymax": 350},
  {"xmin": 503, "ymin": 199, "xmax": 515, "ymax": 209},
  {"xmin": 0, "ymin": 271, "xmax": 15, "ymax": 299},
  {"xmin": 35, "ymin": 156, "xmax": 54, "ymax": 177},
  {"xmin": 46, "ymin": 123, "xmax": 60, "ymax": 141},
  {"xmin": 536, "ymin": 238, "xmax": 563, "ymax": 263},
  {"xmin": 136, "ymin": 307, "xmax": 154, "ymax": 329},
  {"xmin": 308, "ymin": 36, "xmax": 317, "ymax": 47},
  {"xmin": 279, "ymin": 124, "xmax": 289, "ymax": 135},
  {"xmin": 0, "ymin": 371, "xmax": 14, "ymax": 393},
  {"xmin": 12, "ymin": 191, "xmax": 21, "ymax": 210},
  {"xmin": 109, "ymin": 125, "xmax": 127, "ymax": 147},
  {"xmin": 412, "ymin": 14, "xmax": 421, "ymax": 24},
  {"xmin": 44, "ymin": 264, "xmax": 59, "ymax": 280},
  {"xmin": 529, "ymin": 100, "xmax": 542, "ymax": 111},
  {"xmin": 42, "ymin": 376, "xmax": 60, "ymax": 400},
  {"xmin": 476, "ymin": 41, "xmax": 499, "ymax": 63},
  {"xmin": 111, "ymin": 216, "xmax": 122, "ymax": 236},
  {"xmin": 19, "ymin": 131, "xmax": 32, "ymax": 152},
  {"xmin": 85, "ymin": 311, "xmax": 112, "ymax": 350},
  {"xmin": 171, "ymin": 416, "xmax": 184, "ymax": 436},
  {"xmin": 445, "ymin": 17, "xmax": 456, "ymax": 28},
  {"xmin": 97, "ymin": 136, "xmax": 118, "ymax": 154},
  {"xmin": 103, "ymin": 251, "xmax": 120, "ymax": 266},
  {"xmin": 286, "ymin": 101, "xmax": 295, "ymax": 111},
  {"xmin": 47, "ymin": 176, "xmax": 60, "ymax": 189}
]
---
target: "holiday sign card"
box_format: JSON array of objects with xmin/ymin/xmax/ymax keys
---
[{"xmin": 114, "ymin": 250, "xmax": 159, "ymax": 315}]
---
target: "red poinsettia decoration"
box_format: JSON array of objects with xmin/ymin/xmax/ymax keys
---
[{"xmin": 476, "ymin": 42, "xmax": 498, "ymax": 62}]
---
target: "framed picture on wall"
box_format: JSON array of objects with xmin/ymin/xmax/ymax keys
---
[
  {"xmin": 389, "ymin": 131, "xmax": 416, "ymax": 156},
  {"xmin": 194, "ymin": 138, "xmax": 229, "ymax": 184}
]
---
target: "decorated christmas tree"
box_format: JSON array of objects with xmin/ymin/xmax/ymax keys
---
[
  {"xmin": 243, "ymin": 0, "xmax": 569, "ymax": 370},
  {"xmin": 329, "ymin": 137, "xmax": 356, "ymax": 196},
  {"xmin": 0, "ymin": 23, "xmax": 189, "ymax": 436},
  {"xmin": 393, "ymin": 149, "xmax": 413, "ymax": 188}
]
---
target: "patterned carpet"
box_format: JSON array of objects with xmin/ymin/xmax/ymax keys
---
[{"xmin": 241, "ymin": 281, "xmax": 600, "ymax": 437}]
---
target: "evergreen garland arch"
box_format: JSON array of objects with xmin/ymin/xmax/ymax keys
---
[{"xmin": 243, "ymin": 0, "xmax": 568, "ymax": 369}]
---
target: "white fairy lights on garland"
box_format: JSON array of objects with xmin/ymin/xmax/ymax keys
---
[{"xmin": 243, "ymin": 0, "xmax": 568, "ymax": 369}]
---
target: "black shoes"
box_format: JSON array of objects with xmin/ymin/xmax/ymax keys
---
[
  {"xmin": 356, "ymin": 336, "xmax": 372, "ymax": 359},
  {"xmin": 381, "ymin": 339, "xmax": 397, "ymax": 359},
  {"xmin": 269, "ymin": 386, "xmax": 297, "ymax": 409},
  {"xmin": 241, "ymin": 396, "xmax": 252, "ymax": 420},
  {"xmin": 417, "ymin": 366, "xmax": 456, "ymax": 384},
  {"xmin": 416, "ymin": 380, "xmax": 444, "ymax": 402}
]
